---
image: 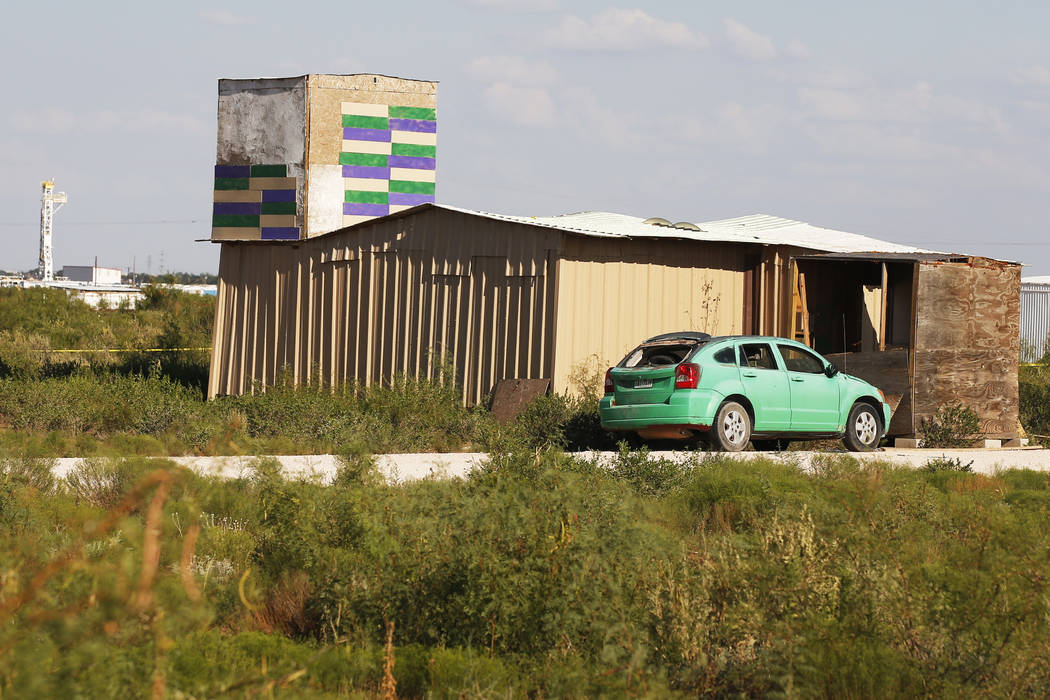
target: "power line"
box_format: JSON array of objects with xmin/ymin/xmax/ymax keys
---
[{"xmin": 0, "ymin": 219, "xmax": 204, "ymax": 227}]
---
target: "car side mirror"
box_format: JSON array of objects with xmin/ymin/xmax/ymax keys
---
[{"xmin": 824, "ymin": 363, "xmax": 839, "ymax": 378}]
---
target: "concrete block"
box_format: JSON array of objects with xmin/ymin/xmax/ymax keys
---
[
  {"xmin": 895, "ymin": 438, "xmax": 920, "ymax": 448},
  {"xmin": 982, "ymin": 439, "xmax": 1003, "ymax": 449}
]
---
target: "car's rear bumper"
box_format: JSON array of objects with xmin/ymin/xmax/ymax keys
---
[{"xmin": 599, "ymin": 388, "xmax": 722, "ymax": 430}]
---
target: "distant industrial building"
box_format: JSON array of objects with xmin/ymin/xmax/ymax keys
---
[{"xmin": 61, "ymin": 264, "xmax": 122, "ymax": 285}]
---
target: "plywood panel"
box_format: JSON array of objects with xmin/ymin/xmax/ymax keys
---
[
  {"xmin": 913, "ymin": 349, "xmax": 1018, "ymax": 437},
  {"xmin": 306, "ymin": 74, "xmax": 437, "ymax": 169},
  {"xmin": 913, "ymin": 260, "xmax": 1021, "ymax": 437}
]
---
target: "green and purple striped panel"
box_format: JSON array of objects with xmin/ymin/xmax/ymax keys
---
[
  {"xmin": 212, "ymin": 164, "xmax": 300, "ymax": 240},
  {"xmin": 341, "ymin": 102, "xmax": 436, "ymax": 223}
]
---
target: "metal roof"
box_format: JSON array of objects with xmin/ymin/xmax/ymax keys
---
[
  {"xmin": 428, "ymin": 205, "xmax": 941, "ymax": 255},
  {"xmin": 232, "ymin": 202, "xmax": 1005, "ymax": 260},
  {"xmin": 794, "ymin": 251, "xmax": 971, "ymax": 263},
  {"xmin": 1023, "ymin": 276, "xmax": 1050, "ymax": 286}
]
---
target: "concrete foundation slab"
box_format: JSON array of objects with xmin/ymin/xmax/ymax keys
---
[{"xmin": 47, "ymin": 447, "xmax": 1050, "ymax": 484}]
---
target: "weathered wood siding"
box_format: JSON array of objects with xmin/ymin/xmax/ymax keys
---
[
  {"xmin": 912, "ymin": 259, "xmax": 1021, "ymax": 437},
  {"xmin": 209, "ymin": 208, "xmax": 560, "ymax": 404}
]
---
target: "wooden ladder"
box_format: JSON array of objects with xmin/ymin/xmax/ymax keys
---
[{"xmin": 793, "ymin": 272, "xmax": 811, "ymax": 346}]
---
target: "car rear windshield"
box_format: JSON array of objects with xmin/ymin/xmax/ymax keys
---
[{"xmin": 619, "ymin": 340, "xmax": 705, "ymax": 368}]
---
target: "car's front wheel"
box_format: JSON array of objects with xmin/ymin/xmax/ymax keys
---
[
  {"xmin": 712, "ymin": 401, "xmax": 751, "ymax": 452},
  {"xmin": 844, "ymin": 402, "xmax": 881, "ymax": 451}
]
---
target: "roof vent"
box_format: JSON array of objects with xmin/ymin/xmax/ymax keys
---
[
  {"xmin": 672, "ymin": 221, "xmax": 702, "ymax": 231},
  {"xmin": 642, "ymin": 217, "xmax": 672, "ymax": 227}
]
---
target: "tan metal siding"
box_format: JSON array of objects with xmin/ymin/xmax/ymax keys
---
[
  {"xmin": 208, "ymin": 209, "xmax": 560, "ymax": 404},
  {"xmin": 551, "ymin": 237, "xmax": 748, "ymax": 394}
]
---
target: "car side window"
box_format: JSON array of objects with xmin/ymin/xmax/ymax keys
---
[
  {"xmin": 777, "ymin": 344, "xmax": 825, "ymax": 374},
  {"xmin": 739, "ymin": 343, "xmax": 779, "ymax": 370},
  {"xmin": 713, "ymin": 346, "xmax": 735, "ymax": 364}
]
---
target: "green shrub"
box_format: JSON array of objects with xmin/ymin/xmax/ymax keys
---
[
  {"xmin": 919, "ymin": 402, "xmax": 981, "ymax": 448},
  {"xmin": 922, "ymin": 455, "xmax": 974, "ymax": 472},
  {"xmin": 512, "ymin": 392, "xmax": 616, "ymax": 451},
  {"xmin": 0, "ymin": 330, "xmax": 51, "ymax": 379},
  {"xmin": 516, "ymin": 393, "xmax": 574, "ymax": 448},
  {"xmin": 64, "ymin": 457, "xmax": 152, "ymax": 509},
  {"xmin": 1020, "ymin": 365, "xmax": 1050, "ymax": 445},
  {"xmin": 0, "ymin": 373, "xmax": 200, "ymax": 437},
  {"xmin": 0, "ymin": 455, "xmax": 56, "ymax": 492},
  {"xmin": 571, "ymin": 443, "xmax": 694, "ymax": 497}
]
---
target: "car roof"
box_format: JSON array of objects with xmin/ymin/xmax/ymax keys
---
[
  {"xmin": 641, "ymin": 333, "xmax": 806, "ymax": 344},
  {"xmin": 642, "ymin": 331, "xmax": 712, "ymax": 343},
  {"xmin": 706, "ymin": 335, "xmax": 805, "ymax": 344}
]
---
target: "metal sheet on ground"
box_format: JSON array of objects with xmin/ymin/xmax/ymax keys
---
[{"xmin": 489, "ymin": 378, "xmax": 551, "ymax": 423}]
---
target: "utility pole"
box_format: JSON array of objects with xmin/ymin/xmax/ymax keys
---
[{"xmin": 38, "ymin": 180, "xmax": 68, "ymax": 282}]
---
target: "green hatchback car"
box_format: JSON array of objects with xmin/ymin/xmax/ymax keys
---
[{"xmin": 599, "ymin": 332, "xmax": 892, "ymax": 451}]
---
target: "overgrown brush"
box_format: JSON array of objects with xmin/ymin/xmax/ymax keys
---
[
  {"xmin": 5, "ymin": 453, "xmax": 1050, "ymax": 695},
  {"xmin": 0, "ymin": 362, "xmax": 626, "ymax": 456}
]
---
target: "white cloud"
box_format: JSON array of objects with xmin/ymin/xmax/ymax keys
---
[
  {"xmin": 200, "ymin": 10, "xmax": 255, "ymax": 25},
  {"xmin": 465, "ymin": 0, "xmax": 559, "ymax": 10},
  {"xmin": 797, "ymin": 87, "xmax": 867, "ymax": 121},
  {"xmin": 482, "ymin": 82, "xmax": 558, "ymax": 126},
  {"xmin": 543, "ymin": 8, "xmax": 707, "ymax": 51},
  {"xmin": 1010, "ymin": 65, "xmax": 1050, "ymax": 87},
  {"xmin": 8, "ymin": 108, "xmax": 208, "ymax": 135},
  {"xmin": 790, "ymin": 64, "xmax": 869, "ymax": 89},
  {"xmin": 468, "ymin": 56, "xmax": 558, "ymax": 85},
  {"xmin": 662, "ymin": 101, "xmax": 792, "ymax": 156},
  {"xmin": 784, "ymin": 39, "xmax": 812, "ymax": 60},
  {"xmin": 563, "ymin": 90, "xmax": 642, "ymax": 147},
  {"xmin": 797, "ymin": 81, "xmax": 1008, "ymax": 136},
  {"xmin": 723, "ymin": 18, "xmax": 776, "ymax": 61}
]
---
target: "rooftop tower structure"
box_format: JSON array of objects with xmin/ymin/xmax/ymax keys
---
[{"xmin": 211, "ymin": 74, "xmax": 437, "ymax": 242}]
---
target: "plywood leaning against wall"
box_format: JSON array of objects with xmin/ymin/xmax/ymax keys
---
[
  {"xmin": 208, "ymin": 208, "xmax": 560, "ymax": 405},
  {"xmin": 825, "ymin": 349, "xmax": 912, "ymax": 436},
  {"xmin": 912, "ymin": 259, "xmax": 1021, "ymax": 437}
]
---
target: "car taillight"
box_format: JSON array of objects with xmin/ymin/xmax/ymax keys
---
[
  {"xmin": 604, "ymin": 368, "xmax": 615, "ymax": 394},
  {"xmin": 675, "ymin": 363, "xmax": 700, "ymax": 389}
]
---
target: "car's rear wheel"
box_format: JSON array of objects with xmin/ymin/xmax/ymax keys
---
[
  {"xmin": 712, "ymin": 401, "xmax": 751, "ymax": 452},
  {"xmin": 844, "ymin": 402, "xmax": 881, "ymax": 451}
]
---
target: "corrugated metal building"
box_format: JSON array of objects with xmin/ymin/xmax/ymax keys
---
[
  {"xmin": 208, "ymin": 203, "xmax": 1022, "ymax": 439},
  {"xmin": 1021, "ymin": 276, "xmax": 1050, "ymax": 362}
]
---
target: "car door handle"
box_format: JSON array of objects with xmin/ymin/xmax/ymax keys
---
[
  {"xmin": 790, "ymin": 376, "xmax": 804, "ymax": 382},
  {"xmin": 742, "ymin": 371, "xmax": 757, "ymax": 378}
]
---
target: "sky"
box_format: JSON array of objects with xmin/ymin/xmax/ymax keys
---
[{"xmin": 1, "ymin": 1, "xmax": 1048, "ymax": 275}]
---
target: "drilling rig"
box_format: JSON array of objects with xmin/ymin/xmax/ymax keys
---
[{"xmin": 38, "ymin": 180, "xmax": 67, "ymax": 282}]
